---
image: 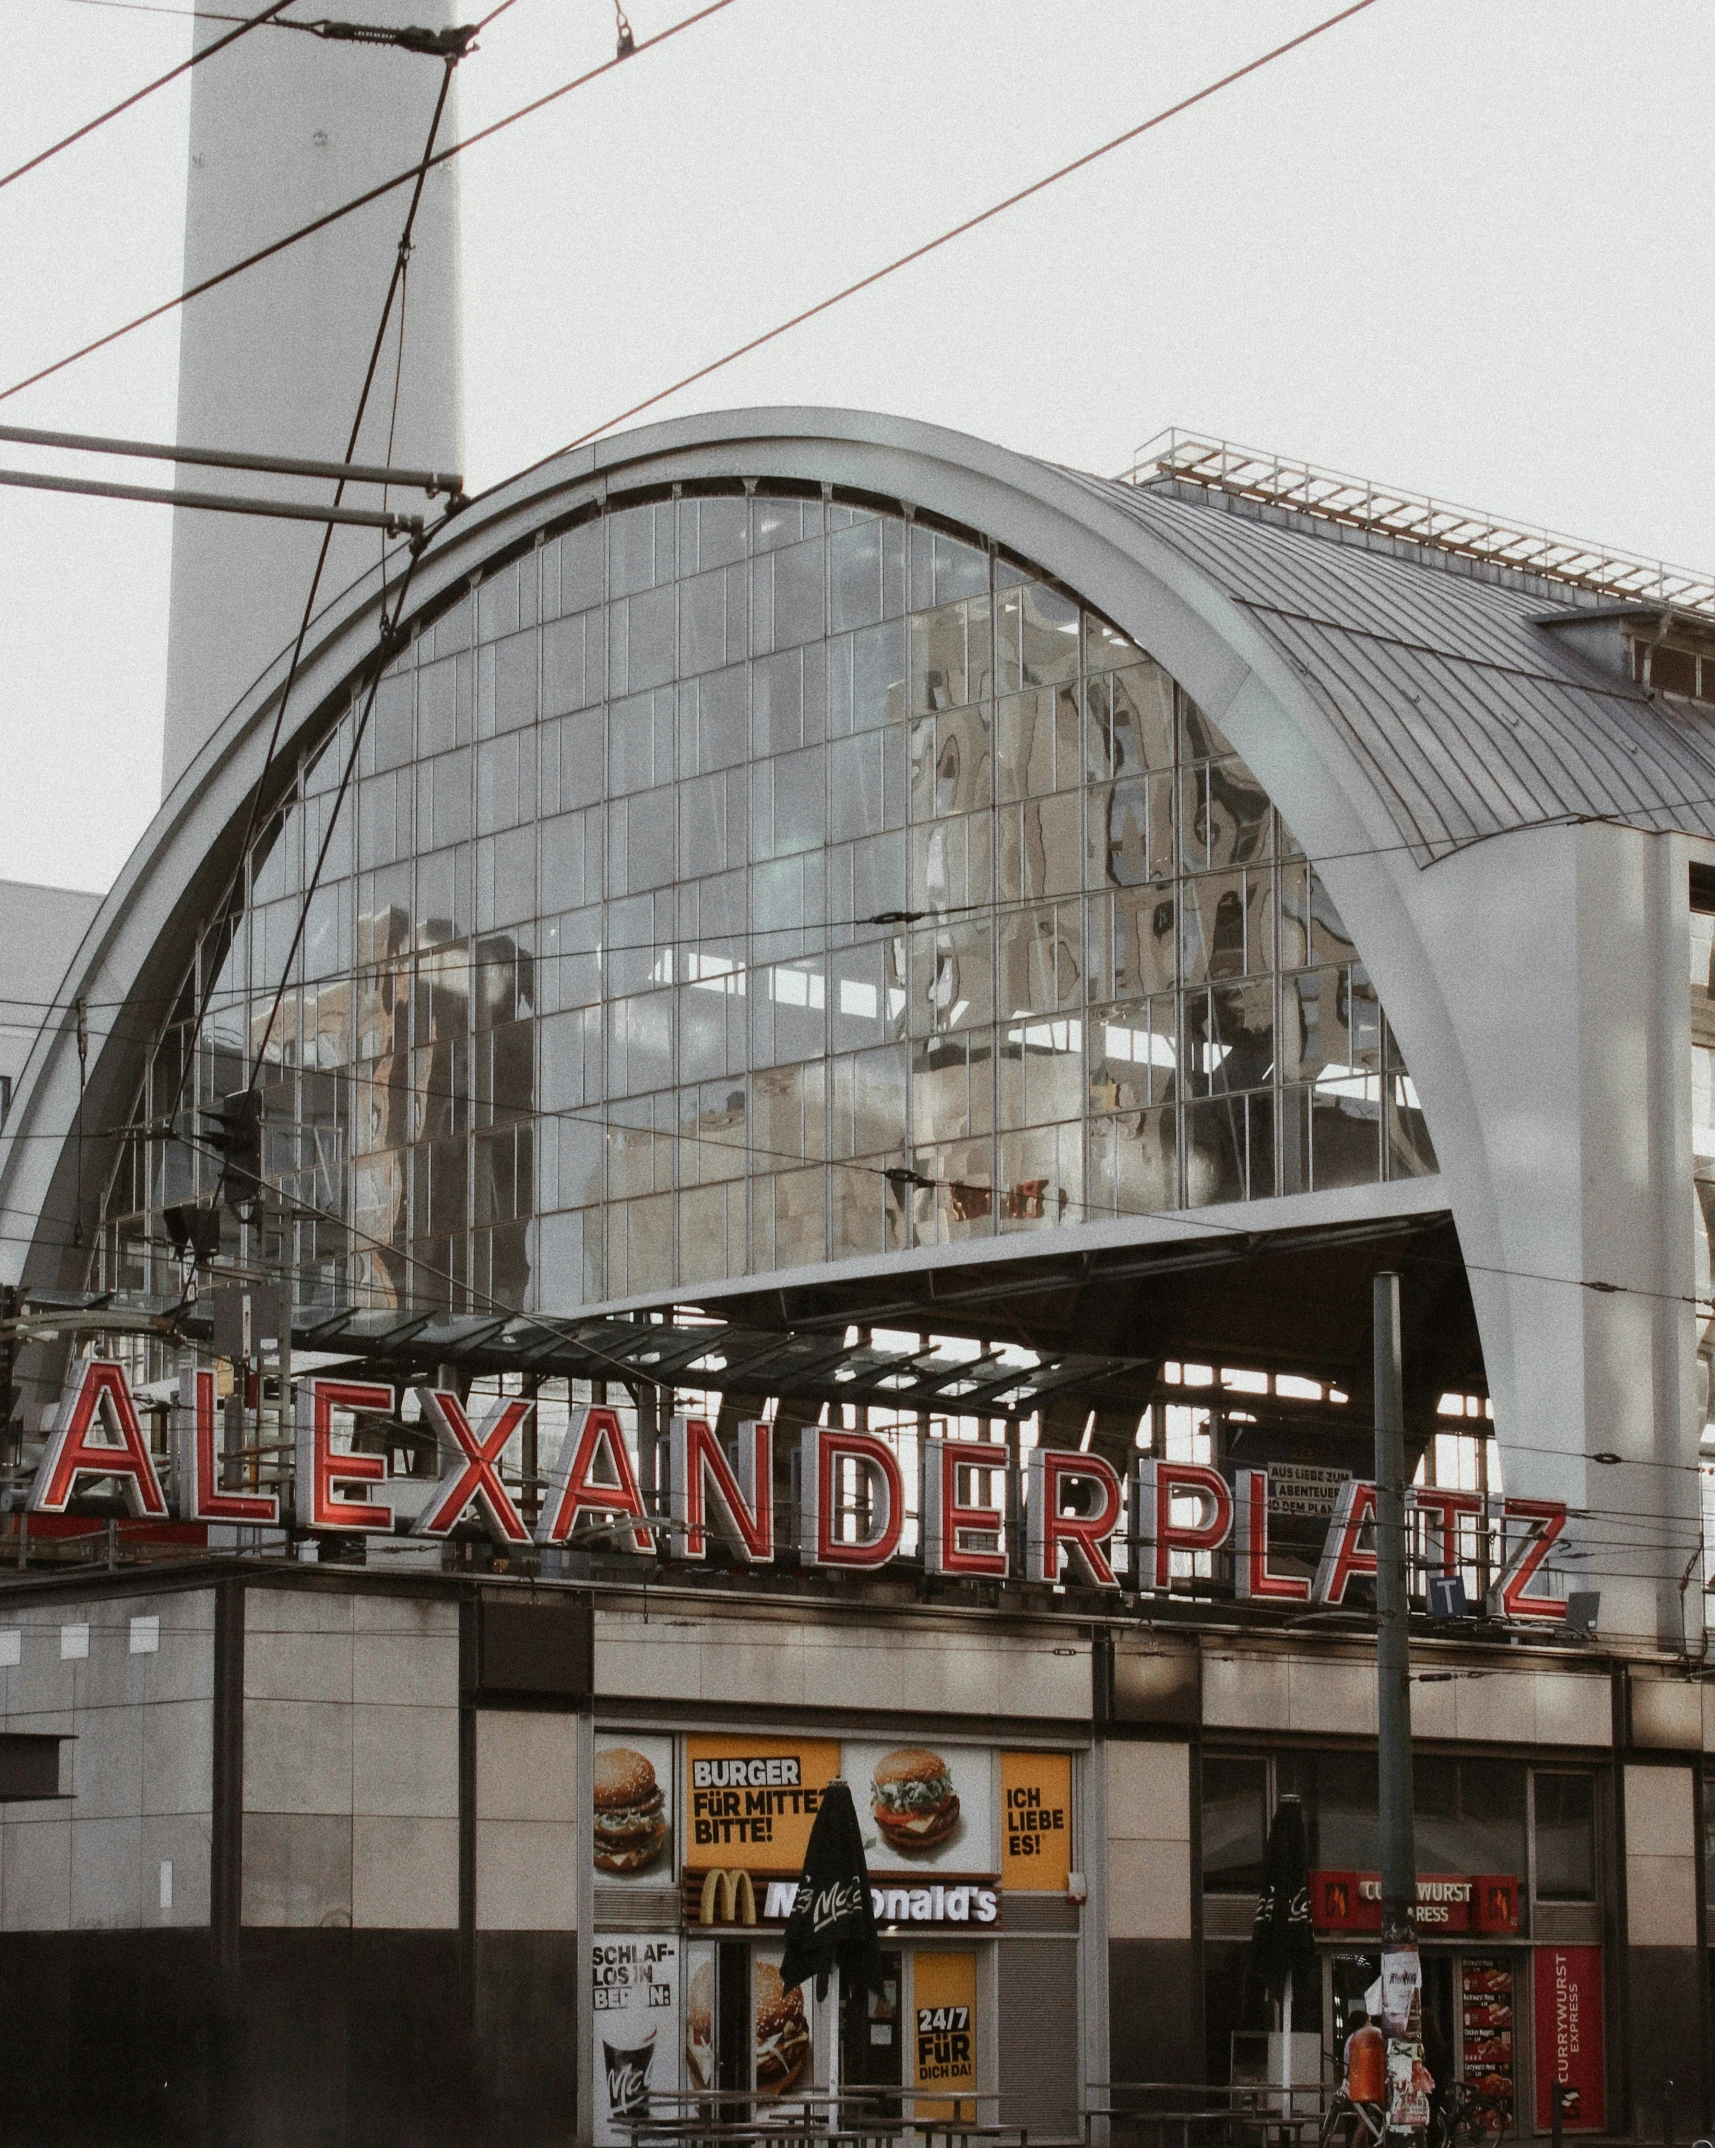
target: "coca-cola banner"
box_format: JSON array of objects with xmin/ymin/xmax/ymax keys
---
[
  {"xmin": 592, "ymin": 1934, "xmax": 681, "ymax": 2147},
  {"xmin": 1533, "ymin": 1945, "xmax": 1605, "ymax": 2134}
]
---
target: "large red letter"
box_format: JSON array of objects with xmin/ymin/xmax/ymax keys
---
[
  {"xmin": 535, "ymin": 1406, "xmax": 654, "ymax": 1553},
  {"xmin": 1412, "ymin": 1486, "xmax": 1484, "ymax": 1580},
  {"xmin": 173, "ymin": 1366, "xmax": 279, "ymax": 1524},
  {"xmin": 669, "ymin": 1416, "xmax": 773, "ymax": 1563},
  {"xmin": 799, "ymin": 1428, "xmax": 903, "ymax": 1568},
  {"xmin": 412, "ymin": 1389, "xmax": 531, "ymax": 1544},
  {"xmin": 1233, "ymin": 1469, "xmax": 1309, "ymax": 1602},
  {"xmin": 922, "ymin": 1438, "xmax": 1009, "ymax": 1577},
  {"xmin": 1313, "ymin": 1479, "xmax": 1378, "ymax": 1605},
  {"xmin": 1026, "ymin": 1450, "xmax": 1123, "ymax": 1587},
  {"xmin": 29, "ymin": 1360, "xmax": 168, "ymax": 1518},
  {"xmin": 1134, "ymin": 1459, "xmax": 1233, "ymax": 1591},
  {"xmin": 293, "ymin": 1378, "xmax": 394, "ymax": 1533},
  {"xmin": 1494, "ymin": 1497, "xmax": 1567, "ymax": 1621}
]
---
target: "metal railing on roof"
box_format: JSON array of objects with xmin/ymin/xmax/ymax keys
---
[{"xmin": 1117, "ymin": 429, "xmax": 1715, "ymax": 620}]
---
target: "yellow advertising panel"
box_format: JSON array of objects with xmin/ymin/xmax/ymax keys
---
[
  {"xmin": 683, "ymin": 1734, "xmax": 841, "ymax": 1874},
  {"xmin": 913, "ymin": 1949, "xmax": 978, "ymax": 2118},
  {"xmin": 999, "ymin": 1750, "xmax": 1072, "ymax": 1891}
]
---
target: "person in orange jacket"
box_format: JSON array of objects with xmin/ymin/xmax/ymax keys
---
[{"xmin": 1345, "ymin": 2010, "xmax": 1387, "ymax": 2108}]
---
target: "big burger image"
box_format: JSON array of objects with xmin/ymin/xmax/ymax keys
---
[
  {"xmin": 754, "ymin": 1961, "xmax": 810, "ymax": 2095},
  {"xmin": 685, "ymin": 1960, "xmax": 714, "ymax": 2089},
  {"xmin": 870, "ymin": 1747, "xmax": 960, "ymax": 1854},
  {"xmin": 593, "ymin": 1747, "xmax": 669, "ymax": 1873}
]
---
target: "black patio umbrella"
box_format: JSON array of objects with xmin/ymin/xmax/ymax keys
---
[
  {"xmin": 778, "ymin": 1778, "xmax": 885, "ymax": 2001},
  {"xmin": 1247, "ymin": 1794, "xmax": 1315, "ymax": 2012}
]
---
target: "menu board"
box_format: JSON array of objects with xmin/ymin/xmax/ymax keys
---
[{"xmin": 1460, "ymin": 1956, "xmax": 1516, "ymax": 2129}]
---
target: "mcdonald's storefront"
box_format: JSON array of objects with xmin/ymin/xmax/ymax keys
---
[{"xmin": 590, "ymin": 1715, "xmax": 1092, "ymax": 2143}]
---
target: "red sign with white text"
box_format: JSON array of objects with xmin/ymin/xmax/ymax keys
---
[
  {"xmin": 1533, "ymin": 1945, "xmax": 1604, "ymax": 2133},
  {"xmin": 1310, "ymin": 1870, "xmax": 1519, "ymax": 1935}
]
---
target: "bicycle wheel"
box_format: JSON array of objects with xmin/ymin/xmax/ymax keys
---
[
  {"xmin": 1449, "ymin": 2093, "xmax": 1509, "ymax": 2146},
  {"xmin": 1318, "ymin": 2097, "xmax": 1350, "ymax": 2148}
]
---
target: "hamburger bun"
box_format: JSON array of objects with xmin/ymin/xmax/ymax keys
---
[
  {"xmin": 754, "ymin": 1962, "xmax": 810, "ymax": 2094},
  {"xmin": 593, "ymin": 1746, "xmax": 669, "ymax": 1874},
  {"xmin": 871, "ymin": 1746, "xmax": 959, "ymax": 1854}
]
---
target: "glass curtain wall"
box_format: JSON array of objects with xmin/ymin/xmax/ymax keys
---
[{"xmin": 99, "ymin": 487, "xmax": 1437, "ymax": 1318}]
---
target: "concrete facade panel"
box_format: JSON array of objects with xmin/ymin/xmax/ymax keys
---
[
  {"xmin": 1201, "ymin": 1652, "xmax": 1289, "ymax": 1729},
  {"xmin": 245, "ymin": 1629, "xmax": 354, "ymax": 1705},
  {"xmin": 351, "ymin": 1601, "xmax": 459, "ymax": 1707},
  {"xmin": 3, "ymin": 1817, "xmax": 70, "ymax": 1929},
  {"xmin": 1106, "ymin": 1837, "xmax": 1191, "ymax": 1941},
  {"xmin": 476, "ymin": 1712, "xmax": 577, "ymax": 1824},
  {"xmin": 246, "ymin": 1589, "xmax": 353, "ymax": 1635},
  {"xmin": 351, "ymin": 1816, "xmax": 458, "ymax": 1929},
  {"xmin": 352, "ymin": 1704, "xmax": 458, "ymax": 1820},
  {"xmin": 1106, "ymin": 1740, "xmax": 1190, "ymax": 1845},
  {"xmin": 1289, "ymin": 1659, "xmax": 1376, "ymax": 1734},
  {"xmin": 70, "ymin": 1814, "xmax": 141, "ymax": 1929},
  {"xmin": 242, "ymin": 1811, "xmax": 352, "ymax": 1927},
  {"xmin": 1626, "ymin": 1852, "xmax": 1698, "ymax": 1949},
  {"xmin": 64, "ymin": 1703, "xmax": 142, "ymax": 1820},
  {"xmin": 244, "ymin": 1698, "xmax": 354, "ymax": 1816},
  {"xmin": 1531, "ymin": 1673, "xmax": 1610, "ymax": 1747},
  {"xmin": 476, "ymin": 1819, "xmax": 578, "ymax": 1931},
  {"xmin": 1625, "ymin": 1764, "xmax": 1695, "ymax": 1857},
  {"xmin": 141, "ymin": 1696, "xmax": 213, "ymax": 1816},
  {"xmin": 140, "ymin": 1812, "xmax": 211, "ymax": 1926}
]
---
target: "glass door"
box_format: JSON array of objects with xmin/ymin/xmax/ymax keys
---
[{"xmin": 840, "ymin": 1948, "xmax": 903, "ymax": 2115}]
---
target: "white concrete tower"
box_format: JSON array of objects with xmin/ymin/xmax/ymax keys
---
[{"xmin": 161, "ymin": 0, "xmax": 463, "ymax": 795}]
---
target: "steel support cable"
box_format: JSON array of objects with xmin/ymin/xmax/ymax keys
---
[
  {"xmin": 542, "ymin": 0, "xmax": 1385, "ymax": 463},
  {"xmin": 1, "ymin": 0, "xmax": 298, "ymax": 195},
  {"xmin": 0, "ymin": 0, "xmax": 741, "ymax": 407}
]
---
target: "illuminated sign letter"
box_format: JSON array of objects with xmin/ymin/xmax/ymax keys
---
[
  {"xmin": 173, "ymin": 1366, "xmax": 280, "ymax": 1524},
  {"xmin": 293, "ymin": 1378, "xmax": 395, "ymax": 1533},
  {"xmin": 922, "ymin": 1438, "xmax": 1009, "ymax": 1577},
  {"xmin": 1233, "ymin": 1468, "xmax": 1309, "ymax": 1602},
  {"xmin": 411, "ymin": 1389, "xmax": 532, "ymax": 1545},
  {"xmin": 1025, "ymin": 1450, "xmax": 1123, "ymax": 1587},
  {"xmin": 1493, "ymin": 1497, "xmax": 1567, "ymax": 1621},
  {"xmin": 669, "ymin": 1415, "xmax": 774, "ymax": 1564},
  {"xmin": 534, "ymin": 1405, "xmax": 654, "ymax": 1552},
  {"xmin": 1411, "ymin": 1485, "xmax": 1484, "ymax": 1581},
  {"xmin": 29, "ymin": 1359, "xmax": 169, "ymax": 1518},
  {"xmin": 799, "ymin": 1427, "xmax": 903, "ymax": 1568},
  {"xmin": 1133, "ymin": 1458, "xmax": 1233, "ymax": 1591},
  {"xmin": 1312, "ymin": 1478, "xmax": 1379, "ymax": 1605}
]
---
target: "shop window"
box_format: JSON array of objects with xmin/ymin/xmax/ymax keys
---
[
  {"xmin": 1202, "ymin": 1755, "xmax": 1268, "ymax": 1892},
  {"xmin": 1417, "ymin": 1757, "xmax": 1527, "ymax": 1881},
  {"xmin": 1534, "ymin": 1772, "xmax": 1595, "ymax": 1902}
]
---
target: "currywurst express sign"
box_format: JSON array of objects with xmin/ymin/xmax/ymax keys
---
[{"xmin": 26, "ymin": 1366, "xmax": 1571, "ymax": 1622}]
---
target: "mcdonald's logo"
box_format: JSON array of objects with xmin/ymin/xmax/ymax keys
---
[{"xmin": 696, "ymin": 1868, "xmax": 756, "ymax": 1926}]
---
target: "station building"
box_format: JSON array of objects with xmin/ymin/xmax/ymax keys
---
[{"xmin": 1, "ymin": 410, "xmax": 1713, "ymax": 2145}]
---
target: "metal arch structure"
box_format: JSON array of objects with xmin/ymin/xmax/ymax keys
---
[{"xmin": 0, "ymin": 405, "xmax": 1705, "ymax": 1644}]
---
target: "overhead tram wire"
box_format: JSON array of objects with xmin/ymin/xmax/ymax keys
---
[
  {"xmin": 544, "ymin": 0, "xmax": 1386, "ymax": 461},
  {"xmin": 1, "ymin": 0, "xmax": 298, "ymax": 195},
  {"xmin": 0, "ymin": 0, "xmax": 742, "ymax": 407}
]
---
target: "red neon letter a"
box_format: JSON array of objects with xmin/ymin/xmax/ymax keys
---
[{"xmin": 29, "ymin": 1360, "xmax": 168, "ymax": 1518}]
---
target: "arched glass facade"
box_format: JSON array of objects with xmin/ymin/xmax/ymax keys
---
[{"xmin": 99, "ymin": 486, "xmax": 1436, "ymax": 1316}]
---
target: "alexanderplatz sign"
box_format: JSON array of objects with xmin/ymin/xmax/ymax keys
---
[{"xmin": 25, "ymin": 1359, "xmax": 1571, "ymax": 1623}]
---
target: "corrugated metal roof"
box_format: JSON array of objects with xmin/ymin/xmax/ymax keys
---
[{"xmin": 1060, "ymin": 468, "xmax": 1715, "ymax": 861}]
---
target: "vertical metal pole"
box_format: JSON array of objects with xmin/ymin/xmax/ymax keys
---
[
  {"xmin": 1375, "ymin": 1272, "xmax": 1416, "ymax": 1932},
  {"xmin": 1373, "ymin": 1272, "xmax": 1420, "ymax": 2131}
]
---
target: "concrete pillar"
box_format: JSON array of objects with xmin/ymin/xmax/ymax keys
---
[{"xmin": 162, "ymin": 0, "xmax": 463, "ymax": 796}]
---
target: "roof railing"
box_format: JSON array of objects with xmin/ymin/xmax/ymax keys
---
[{"xmin": 1118, "ymin": 429, "xmax": 1715, "ymax": 620}]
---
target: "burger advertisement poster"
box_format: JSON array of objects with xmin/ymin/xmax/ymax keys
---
[
  {"xmin": 682, "ymin": 1942, "xmax": 814, "ymax": 2099},
  {"xmin": 594, "ymin": 1735, "xmax": 675, "ymax": 1883},
  {"xmin": 684, "ymin": 1735, "xmax": 842, "ymax": 1873},
  {"xmin": 846, "ymin": 1740, "xmax": 991, "ymax": 1873},
  {"xmin": 592, "ymin": 1934, "xmax": 681, "ymax": 2147}
]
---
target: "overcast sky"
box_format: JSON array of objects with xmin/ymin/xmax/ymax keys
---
[{"xmin": 4, "ymin": 0, "xmax": 1713, "ymax": 894}]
